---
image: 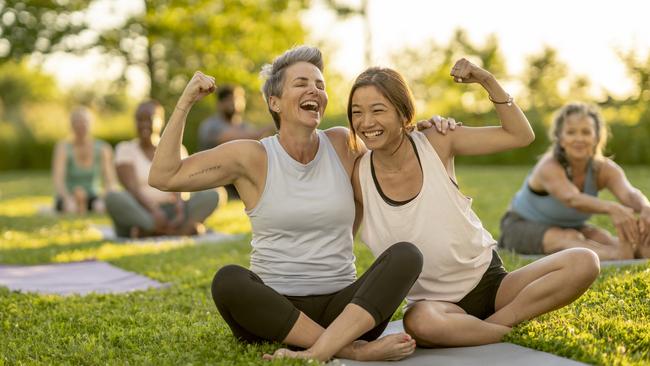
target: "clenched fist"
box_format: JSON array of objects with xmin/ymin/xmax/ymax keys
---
[
  {"xmin": 179, "ymin": 71, "xmax": 217, "ymax": 107},
  {"xmin": 450, "ymin": 58, "xmax": 493, "ymax": 85}
]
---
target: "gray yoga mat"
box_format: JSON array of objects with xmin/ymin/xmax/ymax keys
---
[
  {"xmin": 519, "ymin": 254, "xmax": 648, "ymax": 268},
  {"xmin": 332, "ymin": 320, "xmax": 587, "ymax": 366},
  {"xmin": 93, "ymin": 224, "xmax": 244, "ymax": 245},
  {"xmin": 0, "ymin": 260, "xmax": 168, "ymax": 295}
]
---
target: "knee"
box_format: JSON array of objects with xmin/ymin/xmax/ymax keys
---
[
  {"xmin": 105, "ymin": 191, "xmax": 125, "ymax": 211},
  {"xmin": 211, "ymin": 264, "xmax": 248, "ymax": 304},
  {"xmin": 387, "ymin": 242, "xmax": 423, "ymax": 275},
  {"xmin": 404, "ymin": 313, "xmax": 447, "ymax": 344},
  {"xmin": 564, "ymin": 248, "xmax": 600, "ymax": 284}
]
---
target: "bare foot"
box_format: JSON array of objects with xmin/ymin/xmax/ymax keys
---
[
  {"xmin": 262, "ymin": 348, "xmax": 318, "ymax": 361},
  {"xmin": 353, "ymin": 333, "xmax": 416, "ymax": 361}
]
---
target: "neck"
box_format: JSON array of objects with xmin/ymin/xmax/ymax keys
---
[
  {"xmin": 73, "ymin": 136, "xmax": 90, "ymax": 145},
  {"xmin": 568, "ymin": 157, "xmax": 590, "ymax": 175},
  {"xmin": 373, "ymin": 133, "xmax": 411, "ymax": 172},
  {"xmin": 278, "ymin": 124, "xmax": 319, "ymax": 164}
]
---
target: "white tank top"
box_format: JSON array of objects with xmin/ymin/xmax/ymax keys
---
[
  {"xmin": 359, "ymin": 131, "xmax": 495, "ymax": 304},
  {"xmin": 246, "ymin": 130, "xmax": 357, "ymax": 296}
]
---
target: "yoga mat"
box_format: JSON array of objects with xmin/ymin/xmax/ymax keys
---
[
  {"xmin": 519, "ymin": 254, "xmax": 648, "ymax": 268},
  {"xmin": 333, "ymin": 320, "xmax": 587, "ymax": 366},
  {"xmin": 0, "ymin": 260, "xmax": 168, "ymax": 296},
  {"xmin": 92, "ymin": 225, "xmax": 244, "ymax": 245}
]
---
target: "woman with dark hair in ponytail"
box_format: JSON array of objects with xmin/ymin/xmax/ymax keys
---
[{"xmin": 499, "ymin": 102, "xmax": 650, "ymax": 260}]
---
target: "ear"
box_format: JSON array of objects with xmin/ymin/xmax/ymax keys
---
[{"xmin": 269, "ymin": 96, "xmax": 280, "ymax": 113}]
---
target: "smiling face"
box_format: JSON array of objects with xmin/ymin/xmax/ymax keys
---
[
  {"xmin": 269, "ymin": 61, "xmax": 328, "ymax": 129},
  {"xmin": 559, "ymin": 114, "xmax": 598, "ymax": 161},
  {"xmin": 350, "ymin": 85, "xmax": 405, "ymax": 151}
]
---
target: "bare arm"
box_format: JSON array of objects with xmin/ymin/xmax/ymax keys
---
[
  {"xmin": 603, "ymin": 159, "xmax": 650, "ymax": 213},
  {"xmin": 100, "ymin": 144, "xmax": 118, "ymax": 193},
  {"xmin": 537, "ymin": 158, "xmax": 615, "ymax": 214},
  {"xmin": 351, "ymin": 156, "xmax": 364, "ymax": 237},
  {"xmin": 537, "ymin": 157, "xmax": 639, "ymax": 243},
  {"xmin": 52, "ymin": 142, "xmax": 70, "ymax": 200},
  {"xmin": 149, "ymin": 71, "xmax": 259, "ymax": 193},
  {"xmin": 602, "ymin": 159, "xmax": 650, "ymax": 246},
  {"xmin": 446, "ymin": 58, "xmax": 535, "ymax": 157},
  {"xmin": 324, "ymin": 126, "xmax": 367, "ymax": 179}
]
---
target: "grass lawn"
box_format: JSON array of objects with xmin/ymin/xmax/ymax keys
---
[{"xmin": 1, "ymin": 166, "xmax": 649, "ymax": 365}]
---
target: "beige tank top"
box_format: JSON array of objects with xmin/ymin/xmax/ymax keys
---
[{"xmin": 359, "ymin": 131, "xmax": 495, "ymax": 305}]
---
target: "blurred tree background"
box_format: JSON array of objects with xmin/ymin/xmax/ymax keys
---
[{"xmin": 0, "ymin": 0, "xmax": 648, "ymax": 170}]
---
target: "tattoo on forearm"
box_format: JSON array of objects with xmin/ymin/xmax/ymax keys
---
[{"xmin": 188, "ymin": 165, "xmax": 221, "ymax": 178}]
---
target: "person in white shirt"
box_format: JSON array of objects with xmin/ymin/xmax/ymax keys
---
[{"xmin": 105, "ymin": 100, "xmax": 220, "ymax": 238}]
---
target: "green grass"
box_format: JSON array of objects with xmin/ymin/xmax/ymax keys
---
[{"xmin": 1, "ymin": 167, "xmax": 649, "ymax": 365}]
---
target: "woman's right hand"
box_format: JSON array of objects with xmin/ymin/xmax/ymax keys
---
[
  {"xmin": 609, "ymin": 202, "xmax": 640, "ymax": 246},
  {"xmin": 178, "ymin": 71, "xmax": 216, "ymax": 108}
]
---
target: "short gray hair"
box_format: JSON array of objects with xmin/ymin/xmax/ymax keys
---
[{"xmin": 260, "ymin": 45, "xmax": 324, "ymax": 129}]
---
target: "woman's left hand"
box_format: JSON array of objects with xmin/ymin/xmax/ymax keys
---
[
  {"xmin": 416, "ymin": 115, "xmax": 461, "ymax": 135},
  {"xmin": 450, "ymin": 58, "xmax": 493, "ymax": 85}
]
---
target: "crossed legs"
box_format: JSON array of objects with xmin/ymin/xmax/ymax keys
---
[
  {"xmin": 404, "ymin": 248, "xmax": 599, "ymax": 347},
  {"xmin": 211, "ymin": 242, "xmax": 422, "ymax": 362}
]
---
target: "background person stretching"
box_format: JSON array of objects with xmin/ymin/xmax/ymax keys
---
[{"xmin": 499, "ymin": 102, "xmax": 650, "ymax": 259}]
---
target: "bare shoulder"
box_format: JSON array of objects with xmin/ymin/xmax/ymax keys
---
[
  {"xmin": 54, "ymin": 140, "xmax": 68, "ymax": 151},
  {"xmin": 324, "ymin": 126, "xmax": 351, "ymax": 150},
  {"xmin": 217, "ymin": 139, "xmax": 266, "ymax": 161},
  {"xmin": 595, "ymin": 157, "xmax": 625, "ymax": 184},
  {"xmin": 325, "ymin": 126, "xmax": 365, "ymax": 170},
  {"xmin": 421, "ymin": 126, "xmax": 452, "ymax": 160},
  {"xmin": 534, "ymin": 154, "xmax": 563, "ymax": 176}
]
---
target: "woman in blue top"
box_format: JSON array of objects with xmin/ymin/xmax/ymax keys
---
[{"xmin": 499, "ymin": 102, "xmax": 650, "ymax": 259}]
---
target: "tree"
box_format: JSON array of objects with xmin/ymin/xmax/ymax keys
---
[
  {"xmin": 390, "ymin": 29, "xmax": 508, "ymax": 123},
  {"xmin": 520, "ymin": 46, "xmax": 568, "ymax": 114},
  {"xmin": 96, "ymin": 0, "xmax": 310, "ymax": 109},
  {"xmin": 323, "ymin": 0, "xmax": 371, "ymax": 67},
  {"xmin": 0, "ymin": 0, "xmax": 92, "ymax": 62}
]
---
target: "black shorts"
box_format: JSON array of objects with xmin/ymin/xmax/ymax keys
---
[
  {"xmin": 455, "ymin": 250, "xmax": 508, "ymax": 320},
  {"xmin": 55, "ymin": 195, "xmax": 99, "ymax": 212}
]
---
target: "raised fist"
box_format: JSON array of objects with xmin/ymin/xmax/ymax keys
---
[
  {"xmin": 180, "ymin": 71, "xmax": 217, "ymax": 105},
  {"xmin": 450, "ymin": 58, "xmax": 493, "ymax": 85}
]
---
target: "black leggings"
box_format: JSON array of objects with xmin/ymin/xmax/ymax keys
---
[{"xmin": 211, "ymin": 241, "xmax": 423, "ymax": 343}]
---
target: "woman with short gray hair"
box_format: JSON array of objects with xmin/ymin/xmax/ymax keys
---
[{"xmin": 149, "ymin": 46, "xmax": 425, "ymax": 362}]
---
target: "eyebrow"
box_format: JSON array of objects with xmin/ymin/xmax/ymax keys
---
[
  {"xmin": 292, "ymin": 77, "xmax": 324, "ymax": 84},
  {"xmin": 351, "ymin": 102, "xmax": 388, "ymax": 109}
]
